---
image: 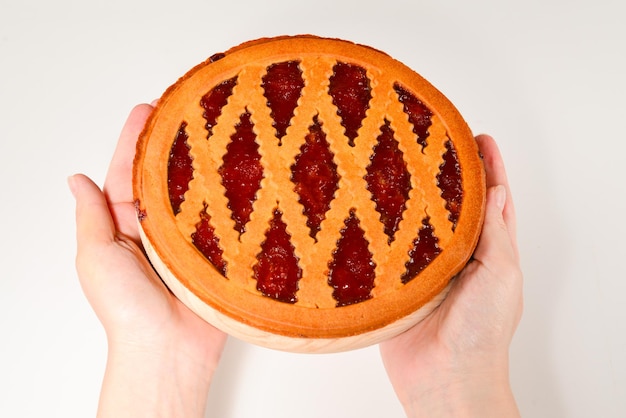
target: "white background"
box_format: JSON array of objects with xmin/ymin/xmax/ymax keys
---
[{"xmin": 1, "ymin": 0, "xmax": 625, "ymax": 416}]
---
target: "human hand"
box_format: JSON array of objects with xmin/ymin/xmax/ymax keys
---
[
  {"xmin": 69, "ymin": 104, "xmax": 227, "ymax": 417},
  {"xmin": 380, "ymin": 134, "xmax": 522, "ymax": 417}
]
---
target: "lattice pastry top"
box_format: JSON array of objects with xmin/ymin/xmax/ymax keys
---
[{"xmin": 133, "ymin": 36, "xmax": 486, "ymax": 352}]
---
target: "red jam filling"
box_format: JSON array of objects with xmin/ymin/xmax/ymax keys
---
[
  {"xmin": 254, "ymin": 208, "xmax": 301, "ymax": 304},
  {"xmin": 365, "ymin": 120, "xmax": 411, "ymax": 243},
  {"xmin": 437, "ymin": 140, "xmax": 463, "ymax": 229},
  {"xmin": 402, "ymin": 217, "xmax": 441, "ymax": 283},
  {"xmin": 134, "ymin": 199, "xmax": 147, "ymax": 222},
  {"xmin": 261, "ymin": 61, "xmax": 304, "ymax": 142},
  {"xmin": 164, "ymin": 62, "xmax": 464, "ymax": 301},
  {"xmin": 394, "ymin": 84, "xmax": 432, "ymax": 150},
  {"xmin": 201, "ymin": 77, "xmax": 237, "ymax": 138},
  {"xmin": 291, "ymin": 116, "xmax": 340, "ymax": 239},
  {"xmin": 192, "ymin": 203, "xmax": 227, "ymax": 276},
  {"xmin": 328, "ymin": 62, "xmax": 372, "ymax": 146},
  {"xmin": 168, "ymin": 122, "xmax": 193, "ymax": 215},
  {"xmin": 328, "ymin": 209, "xmax": 376, "ymax": 306},
  {"xmin": 209, "ymin": 52, "xmax": 226, "ymax": 63},
  {"xmin": 219, "ymin": 111, "xmax": 264, "ymax": 235}
]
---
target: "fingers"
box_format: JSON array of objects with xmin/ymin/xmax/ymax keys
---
[
  {"xmin": 470, "ymin": 180, "xmax": 524, "ymax": 332},
  {"xmin": 475, "ymin": 135, "xmax": 508, "ymax": 188},
  {"xmin": 103, "ymin": 103, "xmax": 154, "ymax": 205},
  {"xmin": 69, "ymin": 174, "xmax": 116, "ymax": 250},
  {"xmin": 475, "ymin": 134, "xmax": 519, "ymax": 261},
  {"xmin": 473, "ymin": 184, "xmax": 516, "ymax": 267},
  {"xmin": 101, "ymin": 104, "xmax": 153, "ymax": 243}
]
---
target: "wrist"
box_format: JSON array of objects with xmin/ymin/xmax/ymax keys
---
[
  {"xmin": 97, "ymin": 339, "xmax": 218, "ymax": 418},
  {"xmin": 399, "ymin": 360, "xmax": 519, "ymax": 418}
]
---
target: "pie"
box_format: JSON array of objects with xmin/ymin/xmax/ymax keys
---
[{"xmin": 133, "ymin": 35, "xmax": 486, "ymax": 353}]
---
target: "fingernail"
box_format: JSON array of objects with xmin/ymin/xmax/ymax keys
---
[{"xmin": 494, "ymin": 185, "xmax": 506, "ymax": 210}]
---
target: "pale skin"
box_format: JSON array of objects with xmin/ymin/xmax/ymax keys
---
[
  {"xmin": 70, "ymin": 104, "xmax": 522, "ymax": 417},
  {"xmin": 380, "ymin": 133, "xmax": 523, "ymax": 417}
]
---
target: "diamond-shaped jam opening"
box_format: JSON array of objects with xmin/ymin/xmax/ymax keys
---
[
  {"xmin": 437, "ymin": 140, "xmax": 463, "ymax": 229},
  {"xmin": 291, "ymin": 116, "xmax": 340, "ymax": 239},
  {"xmin": 328, "ymin": 62, "xmax": 372, "ymax": 146},
  {"xmin": 219, "ymin": 111, "xmax": 264, "ymax": 235},
  {"xmin": 261, "ymin": 61, "xmax": 304, "ymax": 143},
  {"xmin": 401, "ymin": 216, "xmax": 441, "ymax": 284},
  {"xmin": 164, "ymin": 56, "xmax": 464, "ymax": 306},
  {"xmin": 192, "ymin": 203, "xmax": 227, "ymax": 276},
  {"xmin": 168, "ymin": 122, "xmax": 193, "ymax": 215},
  {"xmin": 328, "ymin": 209, "xmax": 376, "ymax": 307},
  {"xmin": 201, "ymin": 77, "xmax": 237, "ymax": 138},
  {"xmin": 365, "ymin": 120, "xmax": 412, "ymax": 243},
  {"xmin": 394, "ymin": 83, "xmax": 432, "ymax": 150},
  {"xmin": 254, "ymin": 208, "xmax": 301, "ymax": 304}
]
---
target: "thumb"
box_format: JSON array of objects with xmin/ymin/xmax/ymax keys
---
[{"xmin": 68, "ymin": 174, "xmax": 116, "ymax": 250}]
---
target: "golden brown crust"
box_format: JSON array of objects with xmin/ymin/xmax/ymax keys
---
[{"xmin": 133, "ymin": 35, "xmax": 485, "ymax": 343}]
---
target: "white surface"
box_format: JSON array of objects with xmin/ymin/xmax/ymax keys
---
[{"xmin": 1, "ymin": 0, "xmax": 625, "ymax": 416}]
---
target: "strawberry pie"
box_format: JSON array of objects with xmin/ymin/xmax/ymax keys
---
[{"xmin": 133, "ymin": 35, "xmax": 486, "ymax": 352}]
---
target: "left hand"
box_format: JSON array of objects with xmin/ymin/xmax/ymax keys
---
[{"xmin": 70, "ymin": 104, "xmax": 227, "ymax": 417}]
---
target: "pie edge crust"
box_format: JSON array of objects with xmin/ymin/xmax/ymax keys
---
[{"xmin": 133, "ymin": 35, "xmax": 486, "ymax": 349}]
